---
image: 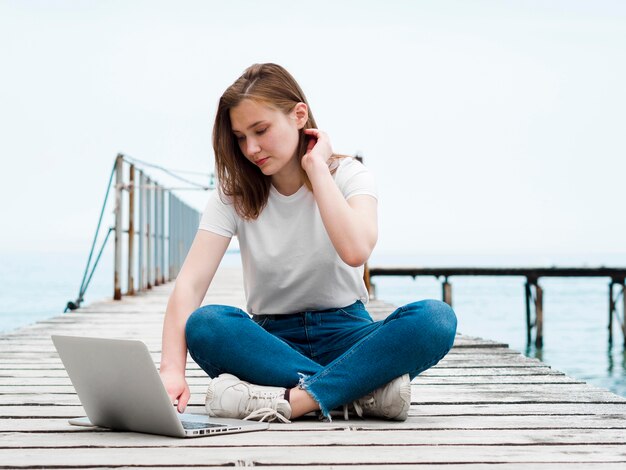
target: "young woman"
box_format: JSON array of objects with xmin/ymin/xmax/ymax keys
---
[{"xmin": 159, "ymin": 63, "xmax": 457, "ymax": 423}]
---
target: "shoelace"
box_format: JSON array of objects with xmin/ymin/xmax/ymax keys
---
[
  {"xmin": 343, "ymin": 396, "xmax": 376, "ymax": 420},
  {"xmin": 241, "ymin": 390, "xmax": 291, "ymax": 423},
  {"xmin": 244, "ymin": 407, "xmax": 291, "ymax": 423},
  {"xmin": 342, "ymin": 404, "xmax": 351, "ymax": 420}
]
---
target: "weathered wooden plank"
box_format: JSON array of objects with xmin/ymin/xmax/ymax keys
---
[
  {"xmin": 0, "ymin": 368, "xmax": 566, "ymax": 382},
  {"xmin": 4, "ymin": 428, "xmax": 626, "ymax": 447},
  {"xmin": 96, "ymin": 465, "xmax": 626, "ymax": 470},
  {"xmin": 0, "ymin": 345, "xmax": 520, "ymax": 359},
  {"xmin": 0, "ymin": 352, "xmax": 530, "ymax": 367},
  {"xmin": 0, "ymin": 382, "xmax": 620, "ymax": 398},
  {"xmin": 1, "ymin": 335, "xmax": 508, "ymax": 350},
  {"xmin": 2, "ymin": 445, "xmax": 626, "ymax": 467},
  {"xmin": 3, "ymin": 402, "xmax": 626, "ymax": 418},
  {"xmin": 4, "ymin": 372, "xmax": 558, "ymax": 386},
  {"xmin": 0, "ymin": 361, "xmax": 550, "ymax": 375},
  {"xmin": 3, "ymin": 414, "xmax": 626, "ymax": 432},
  {"xmin": 0, "ymin": 374, "xmax": 583, "ymax": 389},
  {"xmin": 0, "ymin": 359, "xmax": 547, "ymax": 372},
  {"xmin": 1, "ymin": 369, "xmax": 554, "ymax": 382},
  {"xmin": 0, "ymin": 387, "xmax": 623, "ymax": 406},
  {"xmin": 420, "ymin": 367, "xmax": 563, "ymax": 376},
  {"xmin": 0, "ymin": 381, "xmax": 602, "ymax": 395},
  {"xmin": 410, "ymin": 375, "xmax": 582, "ymax": 384}
]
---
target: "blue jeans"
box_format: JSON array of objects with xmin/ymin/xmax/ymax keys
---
[{"xmin": 185, "ymin": 299, "xmax": 457, "ymax": 417}]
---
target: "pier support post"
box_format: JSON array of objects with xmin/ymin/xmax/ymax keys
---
[
  {"xmin": 609, "ymin": 280, "xmax": 614, "ymax": 344},
  {"xmin": 525, "ymin": 277, "xmax": 543, "ymax": 348},
  {"xmin": 525, "ymin": 281, "xmax": 532, "ymax": 345},
  {"xmin": 609, "ymin": 278, "xmax": 626, "ymax": 347},
  {"xmin": 623, "ymin": 282, "xmax": 626, "ymax": 348},
  {"xmin": 442, "ymin": 277, "xmax": 453, "ymax": 307},
  {"xmin": 622, "ymin": 279, "xmax": 626, "ymax": 349},
  {"xmin": 535, "ymin": 283, "xmax": 544, "ymax": 348}
]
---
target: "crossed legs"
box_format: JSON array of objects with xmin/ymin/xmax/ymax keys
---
[{"xmin": 185, "ymin": 300, "xmax": 457, "ymax": 418}]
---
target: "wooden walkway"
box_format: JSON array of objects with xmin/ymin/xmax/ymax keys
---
[{"xmin": 2, "ymin": 266, "xmax": 626, "ymax": 468}]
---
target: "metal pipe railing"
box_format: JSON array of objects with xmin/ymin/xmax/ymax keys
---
[
  {"xmin": 146, "ymin": 175, "xmax": 153, "ymax": 290},
  {"xmin": 112, "ymin": 154, "xmax": 211, "ymax": 299},
  {"xmin": 113, "ymin": 155, "xmax": 124, "ymax": 300},
  {"xmin": 127, "ymin": 163, "xmax": 135, "ymax": 295},
  {"xmin": 66, "ymin": 153, "xmax": 213, "ymax": 311},
  {"xmin": 138, "ymin": 170, "xmax": 145, "ymax": 291}
]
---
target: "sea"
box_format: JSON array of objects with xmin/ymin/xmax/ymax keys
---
[{"xmin": 1, "ymin": 249, "xmax": 626, "ymax": 398}]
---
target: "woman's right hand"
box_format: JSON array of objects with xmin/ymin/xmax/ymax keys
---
[
  {"xmin": 160, "ymin": 370, "xmax": 190, "ymax": 413},
  {"xmin": 159, "ymin": 230, "xmax": 231, "ymax": 415}
]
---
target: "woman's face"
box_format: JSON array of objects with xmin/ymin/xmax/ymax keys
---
[{"xmin": 230, "ymin": 99, "xmax": 304, "ymax": 179}]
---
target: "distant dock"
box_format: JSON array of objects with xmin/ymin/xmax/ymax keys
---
[
  {"xmin": 3, "ymin": 266, "xmax": 626, "ymax": 468},
  {"xmin": 368, "ymin": 266, "xmax": 626, "ymax": 348}
]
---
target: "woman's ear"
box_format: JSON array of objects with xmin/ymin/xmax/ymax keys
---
[{"xmin": 293, "ymin": 102, "xmax": 309, "ymax": 129}]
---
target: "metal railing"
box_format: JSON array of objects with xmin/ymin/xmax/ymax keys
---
[
  {"xmin": 66, "ymin": 154, "xmax": 213, "ymax": 311},
  {"xmin": 113, "ymin": 154, "xmax": 210, "ymax": 299}
]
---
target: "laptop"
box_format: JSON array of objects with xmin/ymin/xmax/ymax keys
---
[{"xmin": 51, "ymin": 335, "xmax": 269, "ymax": 438}]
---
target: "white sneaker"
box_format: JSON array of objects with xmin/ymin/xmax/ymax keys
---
[
  {"xmin": 350, "ymin": 374, "xmax": 411, "ymax": 421},
  {"xmin": 205, "ymin": 373, "xmax": 292, "ymax": 423}
]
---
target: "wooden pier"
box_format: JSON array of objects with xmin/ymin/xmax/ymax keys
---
[
  {"xmin": 369, "ymin": 266, "xmax": 626, "ymax": 348},
  {"xmin": 2, "ymin": 266, "xmax": 626, "ymax": 468}
]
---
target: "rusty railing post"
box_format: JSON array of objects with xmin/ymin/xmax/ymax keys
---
[
  {"xmin": 154, "ymin": 183, "xmax": 161, "ymax": 286},
  {"xmin": 138, "ymin": 170, "xmax": 145, "ymax": 291},
  {"xmin": 159, "ymin": 186, "xmax": 166, "ymax": 284},
  {"xmin": 146, "ymin": 176, "xmax": 152, "ymax": 289},
  {"xmin": 113, "ymin": 154, "xmax": 124, "ymax": 300},
  {"xmin": 168, "ymin": 191, "xmax": 173, "ymax": 280},
  {"xmin": 127, "ymin": 164, "xmax": 135, "ymax": 295}
]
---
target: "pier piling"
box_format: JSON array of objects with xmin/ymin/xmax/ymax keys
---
[{"xmin": 369, "ymin": 267, "xmax": 626, "ymax": 348}]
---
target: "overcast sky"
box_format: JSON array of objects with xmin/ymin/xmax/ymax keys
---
[{"xmin": 1, "ymin": 0, "xmax": 624, "ymax": 262}]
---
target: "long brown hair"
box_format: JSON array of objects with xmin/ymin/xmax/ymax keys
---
[{"xmin": 213, "ymin": 63, "xmax": 343, "ymax": 220}]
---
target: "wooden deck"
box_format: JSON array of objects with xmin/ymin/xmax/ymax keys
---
[{"xmin": 2, "ymin": 266, "xmax": 626, "ymax": 468}]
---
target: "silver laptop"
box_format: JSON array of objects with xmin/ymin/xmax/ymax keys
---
[{"xmin": 51, "ymin": 335, "xmax": 269, "ymax": 438}]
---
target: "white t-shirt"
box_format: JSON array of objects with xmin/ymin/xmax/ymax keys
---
[{"xmin": 198, "ymin": 157, "xmax": 378, "ymax": 315}]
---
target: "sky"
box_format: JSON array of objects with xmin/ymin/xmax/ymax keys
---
[{"xmin": 1, "ymin": 0, "xmax": 625, "ymax": 262}]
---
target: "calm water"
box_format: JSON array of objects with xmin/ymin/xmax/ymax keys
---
[
  {"xmin": 1, "ymin": 250, "xmax": 625, "ymax": 398},
  {"xmin": 0, "ymin": 250, "xmax": 114, "ymax": 334}
]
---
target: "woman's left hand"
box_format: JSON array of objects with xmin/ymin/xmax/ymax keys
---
[{"xmin": 301, "ymin": 128, "xmax": 333, "ymax": 175}]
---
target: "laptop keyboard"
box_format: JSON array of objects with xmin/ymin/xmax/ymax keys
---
[{"xmin": 180, "ymin": 420, "xmax": 223, "ymax": 430}]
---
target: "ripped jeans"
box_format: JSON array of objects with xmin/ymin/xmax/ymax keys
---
[{"xmin": 185, "ymin": 299, "xmax": 457, "ymax": 418}]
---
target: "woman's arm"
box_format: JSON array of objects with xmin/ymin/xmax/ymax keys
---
[
  {"xmin": 160, "ymin": 229, "xmax": 231, "ymax": 412},
  {"xmin": 301, "ymin": 129, "xmax": 378, "ymax": 267}
]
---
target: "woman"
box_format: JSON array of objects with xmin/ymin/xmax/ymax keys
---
[{"xmin": 159, "ymin": 63, "xmax": 457, "ymax": 423}]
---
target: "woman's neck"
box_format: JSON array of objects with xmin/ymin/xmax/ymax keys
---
[
  {"xmin": 271, "ymin": 159, "xmax": 304, "ymax": 196},
  {"xmin": 271, "ymin": 176, "xmax": 303, "ymax": 196}
]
